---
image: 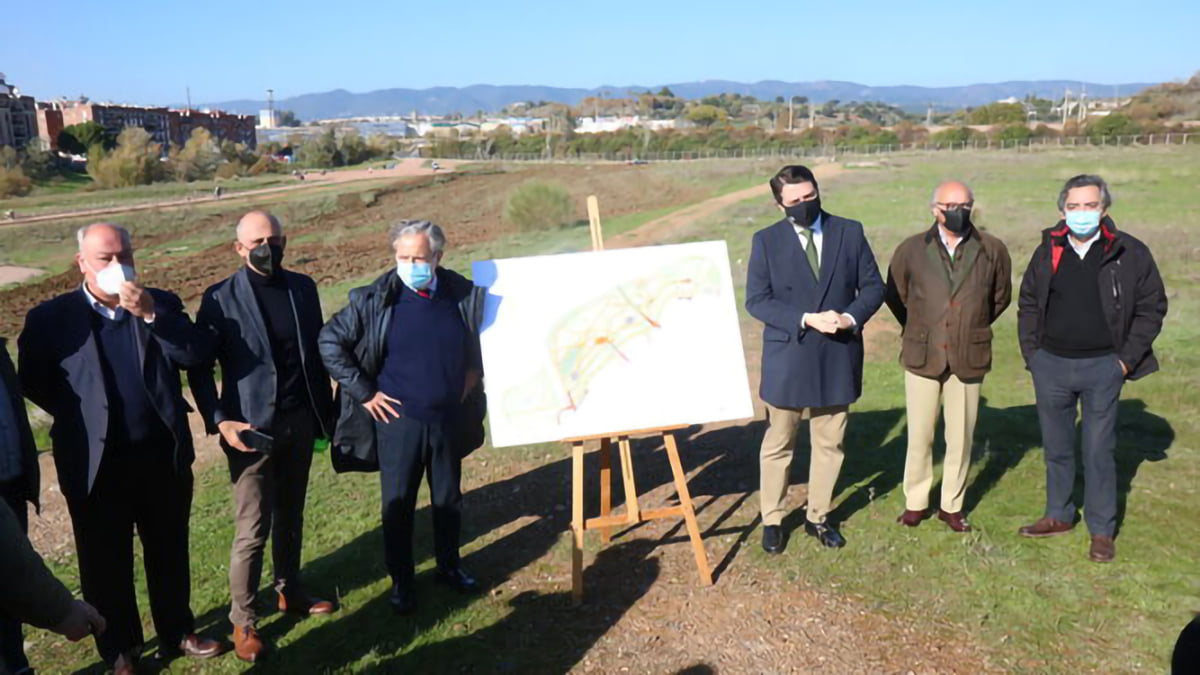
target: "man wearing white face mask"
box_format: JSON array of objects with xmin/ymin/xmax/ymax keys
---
[
  {"xmin": 1016, "ymin": 175, "xmax": 1167, "ymax": 563},
  {"xmin": 319, "ymin": 220, "xmax": 486, "ymax": 616},
  {"xmin": 18, "ymin": 223, "xmax": 220, "ymax": 673}
]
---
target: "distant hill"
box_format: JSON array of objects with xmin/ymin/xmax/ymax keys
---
[{"xmin": 198, "ymin": 79, "xmax": 1159, "ymax": 120}]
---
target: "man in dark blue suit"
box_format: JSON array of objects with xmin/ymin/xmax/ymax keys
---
[
  {"xmin": 19, "ymin": 223, "xmax": 220, "ymax": 674},
  {"xmin": 746, "ymin": 165, "xmax": 885, "ymax": 553}
]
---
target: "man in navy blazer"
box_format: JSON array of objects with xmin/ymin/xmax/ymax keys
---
[
  {"xmin": 746, "ymin": 165, "xmax": 885, "ymax": 553},
  {"xmin": 18, "ymin": 223, "xmax": 220, "ymax": 674}
]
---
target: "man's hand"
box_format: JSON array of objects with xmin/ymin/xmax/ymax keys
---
[
  {"xmin": 217, "ymin": 420, "xmax": 255, "ymax": 452},
  {"xmin": 364, "ymin": 392, "xmax": 402, "ymax": 423},
  {"xmin": 1119, "ymin": 360, "xmax": 1129, "ymax": 377},
  {"xmin": 833, "ymin": 312, "xmax": 855, "ymax": 331},
  {"xmin": 804, "ymin": 313, "xmax": 839, "ymax": 334},
  {"xmin": 53, "ymin": 599, "xmax": 106, "ymax": 642},
  {"xmin": 118, "ymin": 281, "xmax": 155, "ymax": 320}
]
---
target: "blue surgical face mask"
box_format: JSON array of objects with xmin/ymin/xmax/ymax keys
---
[
  {"xmin": 1065, "ymin": 210, "xmax": 1102, "ymax": 239},
  {"xmin": 397, "ymin": 260, "xmax": 434, "ymax": 290}
]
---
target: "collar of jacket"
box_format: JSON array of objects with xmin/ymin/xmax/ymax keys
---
[{"xmin": 1046, "ymin": 215, "xmax": 1120, "ymax": 272}]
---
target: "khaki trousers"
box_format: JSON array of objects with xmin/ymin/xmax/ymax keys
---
[
  {"xmin": 759, "ymin": 403, "xmax": 848, "ymax": 526},
  {"xmin": 902, "ymin": 370, "xmax": 982, "ymax": 513}
]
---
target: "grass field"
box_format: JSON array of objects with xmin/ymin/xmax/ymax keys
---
[{"xmin": 14, "ymin": 145, "xmax": 1200, "ymax": 673}]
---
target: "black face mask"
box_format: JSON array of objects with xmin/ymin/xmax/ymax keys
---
[
  {"xmin": 784, "ymin": 198, "xmax": 822, "ymax": 228},
  {"xmin": 940, "ymin": 207, "xmax": 972, "ymax": 235},
  {"xmin": 249, "ymin": 242, "xmax": 285, "ymax": 277}
]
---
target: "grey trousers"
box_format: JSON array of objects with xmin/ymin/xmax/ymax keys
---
[
  {"xmin": 226, "ymin": 408, "xmax": 315, "ymax": 627},
  {"xmin": 1029, "ymin": 350, "xmax": 1124, "ymax": 536}
]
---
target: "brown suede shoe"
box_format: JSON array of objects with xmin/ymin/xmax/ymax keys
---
[
  {"xmin": 897, "ymin": 509, "xmax": 930, "ymax": 527},
  {"xmin": 937, "ymin": 510, "xmax": 973, "ymax": 533},
  {"xmin": 233, "ymin": 625, "xmax": 266, "ymax": 663},
  {"xmin": 176, "ymin": 633, "xmax": 223, "ymax": 659},
  {"xmin": 1018, "ymin": 516, "xmax": 1074, "ymax": 538},
  {"xmin": 278, "ymin": 592, "xmax": 336, "ymax": 616},
  {"xmin": 1089, "ymin": 535, "xmax": 1116, "ymax": 562}
]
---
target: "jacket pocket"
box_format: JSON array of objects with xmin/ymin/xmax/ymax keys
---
[
  {"xmin": 763, "ymin": 326, "xmax": 790, "ymax": 343},
  {"xmin": 968, "ymin": 327, "xmax": 993, "ymax": 370},
  {"xmin": 902, "ymin": 325, "xmax": 930, "ymax": 369}
]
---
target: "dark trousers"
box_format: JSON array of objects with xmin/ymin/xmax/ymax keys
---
[
  {"xmin": 0, "ymin": 480, "xmax": 31, "ymax": 675},
  {"xmin": 375, "ymin": 416, "xmax": 462, "ymax": 585},
  {"xmin": 1030, "ymin": 350, "xmax": 1124, "ymax": 536},
  {"xmin": 64, "ymin": 443, "xmax": 195, "ymax": 664},
  {"xmin": 226, "ymin": 408, "xmax": 315, "ymax": 627}
]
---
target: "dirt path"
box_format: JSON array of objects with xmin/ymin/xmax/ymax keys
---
[
  {"xmin": 609, "ymin": 162, "xmax": 846, "ymax": 249},
  {"xmin": 2, "ymin": 158, "xmax": 459, "ymax": 227}
]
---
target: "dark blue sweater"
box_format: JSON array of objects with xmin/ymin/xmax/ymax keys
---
[
  {"xmin": 377, "ymin": 283, "xmax": 476, "ymax": 424},
  {"xmin": 91, "ymin": 311, "xmax": 171, "ymax": 447}
]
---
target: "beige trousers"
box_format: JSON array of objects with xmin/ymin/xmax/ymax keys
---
[
  {"xmin": 903, "ymin": 370, "xmax": 982, "ymax": 513},
  {"xmin": 759, "ymin": 403, "xmax": 848, "ymax": 526}
]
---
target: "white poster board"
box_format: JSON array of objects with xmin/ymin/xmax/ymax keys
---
[{"xmin": 472, "ymin": 241, "xmax": 754, "ymax": 447}]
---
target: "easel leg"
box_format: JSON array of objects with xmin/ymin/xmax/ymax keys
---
[
  {"xmin": 571, "ymin": 441, "xmax": 585, "ymax": 605},
  {"xmin": 663, "ymin": 432, "xmax": 713, "ymax": 586},
  {"xmin": 599, "ymin": 437, "xmax": 613, "ymax": 544},
  {"xmin": 618, "ymin": 437, "xmax": 640, "ymax": 523}
]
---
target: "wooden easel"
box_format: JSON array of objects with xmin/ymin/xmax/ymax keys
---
[{"xmin": 563, "ymin": 197, "xmax": 713, "ymax": 606}]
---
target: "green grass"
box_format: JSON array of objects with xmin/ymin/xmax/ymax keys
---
[{"xmin": 20, "ymin": 145, "xmax": 1200, "ymax": 672}]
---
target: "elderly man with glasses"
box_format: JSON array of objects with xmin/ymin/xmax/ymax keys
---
[{"xmin": 885, "ymin": 181, "xmax": 1012, "ymax": 533}]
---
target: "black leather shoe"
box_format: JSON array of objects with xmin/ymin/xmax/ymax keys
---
[
  {"xmin": 761, "ymin": 525, "xmax": 784, "ymax": 554},
  {"xmin": 805, "ymin": 520, "xmax": 846, "ymax": 548},
  {"xmin": 389, "ymin": 582, "xmax": 416, "ymax": 615},
  {"xmin": 434, "ymin": 568, "xmax": 480, "ymax": 594}
]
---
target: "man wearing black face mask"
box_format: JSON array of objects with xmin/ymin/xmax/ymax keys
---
[
  {"xmin": 187, "ymin": 210, "xmax": 336, "ymax": 662},
  {"xmin": 747, "ymin": 164, "xmax": 885, "ymax": 554},
  {"xmin": 885, "ymin": 181, "xmax": 1011, "ymax": 532}
]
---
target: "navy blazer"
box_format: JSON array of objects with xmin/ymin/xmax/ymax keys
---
[
  {"xmin": 187, "ymin": 268, "xmax": 335, "ymax": 440},
  {"xmin": 18, "ymin": 288, "xmax": 212, "ymax": 504},
  {"xmin": 746, "ymin": 213, "xmax": 885, "ymax": 409}
]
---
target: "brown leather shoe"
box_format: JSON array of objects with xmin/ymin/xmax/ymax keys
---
[
  {"xmin": 113, "ymin": 652, "xmax": 139, "ymax": 675},
  {"xmin": 233, "ymin": 625, "xmax": 267, "ymax": 663},
  {"xmin": 1018, "ymin": 516, "xmax": 1074, "ymax": 538},
  {"xmin": 278, "ymin": 592, "xmax": 336, "ymax": 616},
  {"xmin": 937, "ymin": 510, "xmax": 972, "ymax": 533},
  {"xmin": 177, "ymin": 633, "xmax": 223, "ymax": 659},
  {"xmin": 1089, "ymin": 535, "xmax": 1116, "ymax": 562},
  {"xmin": 897, "ymin": 509, "xmax": 930, "ymax": 527}
]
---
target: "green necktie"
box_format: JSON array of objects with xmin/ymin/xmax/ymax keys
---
[{"xmin": 799, "ymin": 227, "xmax": 820, "ymax": 279}]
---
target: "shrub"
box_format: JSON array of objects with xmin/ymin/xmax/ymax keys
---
[
  {"xmin": 0, "ymin": 165, "xmax": 33, "ymax": 198},
  {"xmin": 86, "ymin": 128, "xmax": 167, "ymax": 188},
  {"xmin": 503, "ymin": 181, "xmax": 575, "ymax": 232}
]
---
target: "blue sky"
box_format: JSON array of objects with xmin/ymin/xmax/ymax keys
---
[{"xmin": 3, "ymin": 0, "xmax": 1196, "ymax": 105}]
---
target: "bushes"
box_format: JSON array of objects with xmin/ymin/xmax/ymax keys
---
[
  {"xmin": 503, "ymin": 181, "xmax": 575, "ymax": 232},
  {"xmin": 0, "ymin": 165, "xmax": 33, "ymax": 198},
  {"xmin": 86, "ymin": 128, "xmax": 167, "ymax": 188}
]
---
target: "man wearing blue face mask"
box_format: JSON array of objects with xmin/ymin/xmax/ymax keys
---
[
  {"xmin": 319, "ymin": 220, "xmax": 486, "ymax": 615},
  {"xmin": 1016, "ymin": 174, "xmax": 1167, "ymax": 563}
]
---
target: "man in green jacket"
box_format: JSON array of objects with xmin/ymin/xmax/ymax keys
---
[{"xmin": 885, "ymin": 180, "xmax": 1012, "ymax": 532}]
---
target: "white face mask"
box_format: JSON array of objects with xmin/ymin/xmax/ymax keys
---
[{"xmin": 90, "ymin": 259, "xmax": 137, "ymax": 296}]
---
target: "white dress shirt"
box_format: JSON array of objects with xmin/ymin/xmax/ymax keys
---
[
  {"xmin": 1069, "ymin": 232, "xmax": 1100, "ymax": 259},
  {"xmin": 790, "ymin": 214, "xmax": 857, "ymax": 331}
]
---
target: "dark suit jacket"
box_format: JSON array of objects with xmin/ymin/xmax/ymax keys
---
[
  {"xmin": 18, "ymin": 288, "xmax": 212, "ymax": 504},
  {"xmin": 187, "ymin": 268, "xmax": 335, "ymax": 440},
  {"xmin": 0, "ymin": 338, "xmax": 39, "ymax": 509},
  {"xmin": 745, "ymin": 213, "xmax": 885, "ymax": 409}
]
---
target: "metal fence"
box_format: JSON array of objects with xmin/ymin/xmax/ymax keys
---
[{"xmin": 437, "ymin": 133, "xmax": 1198, "ymax": 164}]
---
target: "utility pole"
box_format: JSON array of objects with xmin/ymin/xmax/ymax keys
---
[
  {"xmin": 925, "ymin": 102, "xmax": 933, "ymax": 126},
  {"xmin": 186, "ymin": 86, "xmax": 192, "ymax": 111},
  {"xmin": 266, "ymin": 88, "xmax": 274, "ymax": 128},
  {"xmin": 1077, "ymin": 84, "xmax": 1087, "ymax": 125},
  {"xmin": 1062, "ymin": 88, "xmax": 1070, "ymax": 126}
]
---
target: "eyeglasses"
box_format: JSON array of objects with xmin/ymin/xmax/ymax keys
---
[{"xmin": 935, "ymin": 202, "xmax": 973, "ymax": 211}]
